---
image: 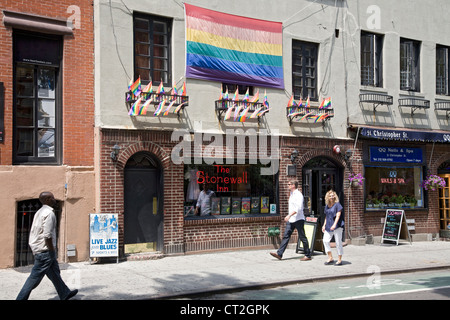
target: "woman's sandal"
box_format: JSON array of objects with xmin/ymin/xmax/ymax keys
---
[
  {"xmin": 335, "ymin": 261, "xmax": 343, "ymax": 266},
  {"xmin": 324, "ymin": 260, "xmax": 334, "ymax": 265}
]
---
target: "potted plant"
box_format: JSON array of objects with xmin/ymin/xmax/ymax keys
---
[
  {"xmin": 395, "ymin": 195, "xmax": 404, "ymax": 207},
  {"xmin": 348, "ymin": 173, "xmax": 364, "ymax": 187},
  {"xmin": 381, "ymin": 195, "xmax": 389, "ymax": 207},
  {"xmin": 372, "ymin": 198, "xmax": 380, "ymax": 208},
  {"xmin": 420, "ymin": 174, "xmax": 446, "ymax": 191},
  {"xmin": 409, "ymin": 197, "xmax": 417, "ymax": 208},
  {"xmin": 389, "ymin": 195, "xmax": 397, "ymax": 207}
]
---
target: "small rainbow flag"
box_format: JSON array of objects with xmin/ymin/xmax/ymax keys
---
[
  {"xmin": 174, "ymin": 102, "xmax": 187, "ymax": 114},
  {"xmin": 156, "ymin": 81, "xmax": 164, "ymax": 95},
  {"xmin": 263, "ymin": 90, "xmax": 269, "ymax": 108},
  {"xmin": 239, "ymin": 108, "xmax": 250, "ymax": 122},
  {"xmin": 224, "ymin": 105, "xmax": 235, "ymax": 121},
  {"xmin": 154, "ymin": 100, "xmax": 166, "ymax": 116},
  {"xmin": 319, "ymin": 97, "xmax": 331, "ymax": 109},
  {"xmin": 139, "ymin": 98, "xmax": 153, "ymax": 115},
  {"xmin": 243, "ymin": 88, "xmax": 249, "ymax": 102},
  {"xmin": 163, "ymin": 100, "xmax": 177, "ymax": 116},
  {"xmin": 234, "ymin": 104, "xmax": 244, "ymax": 121},
  {"xmin": 128, "ymin": 97, "xmax": 142, "ymax": 116},
  {"xmin": 130, "ymin": 77, "xmax": 141, "ymax": 96},
  {"xmin": 179, "ymin": 82, "xmax": 187, "ymax": 96},
  {"xmin": 250, "ymin": 106, "xmax": 263, "ymax": 119},
  {"xmin": 299, "ymin": 112, "xmax": 313, "ymax": 121},
  {"xmin": 171, "ymin": 81, "xmax": 178, "ymax": 96},
  {"xmin": 250, "ymin": 89, "xmax": 259, "ymax": 103},
  {"xmin": 287, "ymin": 95, "xmax": 297, "ymax": 108},
  {"xmin": 257, "ymin": 108, "xmax": 270, "ymax": 116},
  {"xmin": 232, "ymin": 88, "xmax": 239, "ymax": 101},
  {"xmin": 142, "ymin": 81, "xmax": 153, "ymax": 93}
]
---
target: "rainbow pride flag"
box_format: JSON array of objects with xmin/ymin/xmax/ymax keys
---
[
  {"xmin": 185, "ymin": 4, "xmax": 283, "ymax": 89},
  {"xmin": 130, "ymin": 77, "xmax": 141, "ymax": 96}
]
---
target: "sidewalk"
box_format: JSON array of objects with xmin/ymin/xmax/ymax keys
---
[{"xmin": 1, "ymin": 240, "xmax": 450, "ymax": 300}]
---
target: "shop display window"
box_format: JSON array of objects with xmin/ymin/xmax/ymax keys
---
[
  {"xmin": 184, "ymin": 163, "xmax": 278, "ymax": 218},
  {"xmin": 365, "ymin": 166, "xmax": 425, "ymax": 211}
]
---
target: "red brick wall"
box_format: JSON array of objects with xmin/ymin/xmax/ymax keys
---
[
  {"xmin": 99, "ymin": 128, "xmax": 445, "ymax": 255},
  {"xmin": 0, "ymin": 0, "xmax": 94, "ymax": 166}
]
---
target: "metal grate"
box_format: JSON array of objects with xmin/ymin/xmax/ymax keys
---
[{"xmin": 16, "ymin": 200, "xmax": 41, "ymax": 267}]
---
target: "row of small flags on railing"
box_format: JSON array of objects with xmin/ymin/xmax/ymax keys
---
[
  {"xmin": 287, "ymin": 95, "xmax": 332, "ymax": 123},
  {"xmin": 220, "ymin": 87, "xmax": 270, "ymax": 122},
  {"xmin": 126, "ymin": 77, "xmax": 187, "ymax": 116}
]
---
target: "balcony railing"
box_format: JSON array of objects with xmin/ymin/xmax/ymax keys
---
[
  {"xmin": 435, "ymin": 101, "xmax": 450, "ymax": 119},
  {"xmin": 359, "ymin": 93, "xmax": 393, "ymax": 112},
  {"xmin": 215, "ymin": 99, "xmax": 269, "ymax": 123},
  {"xmin": 398, "ymin": 98, "xmax": 430, "ymax": 116},
  {"xmin": 286, "ymin": 105, "xmax": 334, "ymax": 125},
  {"xmin": 125, "ymin": 91, "xmax": 189, "ymax": 118}
]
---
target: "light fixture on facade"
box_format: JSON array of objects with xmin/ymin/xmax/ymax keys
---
[
  {"xmin": 110, "ymin": 144, "xmax": 120, "ymax": 161},
  {"xmin": 333, "ymin": 145, "xmax": 341, "ymax": 155},
  {"xmin": 290, "ymin": 149, "xmax": 299, "ymax": 164},
  {"xmin": 344, "ymin": 149, "xmax": 353, "ymax": 161}
]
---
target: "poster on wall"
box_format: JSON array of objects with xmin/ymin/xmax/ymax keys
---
[{"xmin": 89, "ymin": 213, "xmax": 119, "ymax": 258}]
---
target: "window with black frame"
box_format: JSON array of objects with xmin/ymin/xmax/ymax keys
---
[
  {"xmin": 184, "ymin": 163, "xmax": 278, "ymax": 218},
  {"xmin": 292, "ymin": 40, "xmax": 318, "ymax": 101},
  {"xmin": 361, "ymin": 31, "xmax": 383, "ymax": 87},
  {"xmin": 133, "ymin": 13, "xmax": 172, "ymax": 86},
  {"xmin": 400, "ymin": 38, "xmax": 421, "ymax": 92},
  {"xmin": 13, "ymin": 32, "xmax": 62, "ymax": 164},
  {"xmin": 436, "ymin": 45, "xmax": 450, "ymax": 95}
]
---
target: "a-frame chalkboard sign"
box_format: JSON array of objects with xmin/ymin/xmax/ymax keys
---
[{"xmin": 381, "ymin": 209, "xmax": 411, "ymax": 245}]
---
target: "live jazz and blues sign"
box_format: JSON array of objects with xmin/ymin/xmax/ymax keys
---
[{"xmin": 89, "ymin": 214, "xmax": 119, "ymax": 258}]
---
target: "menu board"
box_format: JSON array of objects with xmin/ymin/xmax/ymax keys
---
[
  {"xmin": 382, "ymin": 209, "xmax": 411, "ymax": 245},
  {"xmin": 296, "ymin": 221, "xmax": 324, "ymax": 254}
]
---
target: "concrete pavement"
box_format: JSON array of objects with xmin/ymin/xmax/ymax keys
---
[{"xmin": 1, "ymin": 240, "xmax": 450, "ymax": 300}]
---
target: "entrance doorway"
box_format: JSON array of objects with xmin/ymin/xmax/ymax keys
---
[
  {"xmin": 438, "ymin": 174, "xmax": 450, "ymax": 230},
  {"xmin": 438, "ymin": 161, "xmax": 450, "ymax": 231},
  {"xmin": 124, "ymin": 152, "xmax": 163, "ymax": 253},
  {"xmin": 302, "ymin": 157, "xmax": 343, "ymax": 224}
]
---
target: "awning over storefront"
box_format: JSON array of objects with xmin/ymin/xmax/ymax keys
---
[{"xmin": 349, "ymin": 124, "xmax": 450, "ymax": 143}]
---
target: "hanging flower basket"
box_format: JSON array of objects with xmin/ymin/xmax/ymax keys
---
[
  {"xmin": 420, "ymin": 174, "xmax": 446, "ymax": 191},
  {"xmin": 348, "ymin": 173, "xmax": 364, "ymax": 187}
]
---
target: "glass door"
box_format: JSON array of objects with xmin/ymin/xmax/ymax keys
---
[{"xmin": 439, "ymin": 174, "xmax": 450, "ymax": 230}]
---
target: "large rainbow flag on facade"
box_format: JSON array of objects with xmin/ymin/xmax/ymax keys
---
[{"xmin": 185, "ymin": 4, "xmax": 284, "ymax": 89}]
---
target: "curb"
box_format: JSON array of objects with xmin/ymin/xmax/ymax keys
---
[{"xmin": 151, "ymin": 264, "xmax": 450, "ymax": 300}]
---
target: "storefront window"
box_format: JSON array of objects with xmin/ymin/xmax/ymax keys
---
[
  {"xmin": 365, "ymin": 166, "xmax": 424, "ymax": 210},
  {"xmin": 184, "ymin": 163, "xmax": 278, "ymax": 218}
]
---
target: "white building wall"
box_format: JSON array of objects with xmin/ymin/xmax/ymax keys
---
[{"xmin": 94, "ymin": 0, "xmax": 450, "ymax": 137}]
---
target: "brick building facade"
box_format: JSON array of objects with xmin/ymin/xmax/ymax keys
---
[
  {"xmin": 94, "ymin": 0, "xmax": 450, "ymax": 259},
  {"xmin": 0, "ymin": 0, "xmax": 94, "ymax": 268}
]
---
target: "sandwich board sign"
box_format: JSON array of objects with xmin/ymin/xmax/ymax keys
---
[
  {"xmin": 297, "ymin": 219, "xmax": 324, "ymax": 254},
  {"xmin": 89, "ymin": 213, "xmax": 119, "ymax": 259},
  {"xmin": 381, "ymin": 209, "xmax": 411, "ymax": 245}
]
